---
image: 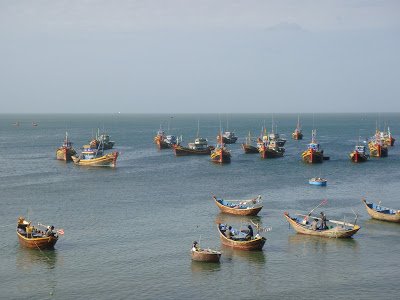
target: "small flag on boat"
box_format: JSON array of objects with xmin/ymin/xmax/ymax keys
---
[{"xmin": 57, "ymin": 229, "xmax": 65, "ymax": 235}]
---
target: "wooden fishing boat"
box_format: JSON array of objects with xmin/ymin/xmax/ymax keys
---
[
  {"xmin": 173, "ymin": 134, "xmax": 214, "ymax": 156},
  {"xmin": 90, "ymin": 129, "xmax": 115, "ymax": 150},
  {"xmin": 191, "ymin": 242, "xmax": 221, "ymax": 263},
  {"xmin": 292, "ymin": 116, "xmax": 303, "ymax": 140},
  {"xmin": 56, "ymin": 132, "xmax": 76, "ymax": 162},
  {"xmin": 242, "ymin": 132, "xmax": 259, "ymax": 154},
  {"xmin": 368, "ymin": 140, "xmax": 388, "ymax": 157},
  {"xmin": 191, "ymin": 249, "xmax": 221, "ymax": 262},
  {"xmin": 211, "ymin": 132, "xmax": 231, "ymax": 164},
  {"xmin": 368, "ymin": 130, "xmax": 388, "ymax": 157},
  {"xmin": 153, "ymin": 129, "xmax": 179, "ymax": 150},
  {"xmin": 72, "ymin": 145, "xmax": 119, "ymax": 167},
  {"xmin": 349, "ymin": 145, "xmax": 368, "ymax": 163},
  {"xmin": 362, "ymin": 199, "xmax": 400, "ymax": 223},
  {"xmin": 211, "ymin": 146, "xmax": 231, "ymax": 164},
  {"xmin": 212, "ymin": 195, "xmax": 263, "ymax": 216},
  {"xmin": 217, "ymin": 224, "xmax": 266, "ymax": 251},
  {"xmin": 217, "ymin": 131, "xmax": 238, "ymax": 144},
  {"xmin": 16, "ymin": 217, "xmax": 59, "ymax": 249},
  {"xmin": 258, "ymin": 140, "xmax": 284, "ymax": 159},
  {"xmin": 384, "ymin": 127, "xmax": 395, "ymax": 146},
  {"xmin": 309, "ymin": 177, "xmax": 327, "ymax": 186},
  {"xmin": 283, "ymin": 212, "xmax": 360, "ymax": 238},
  {"xmin": 302, "ymin": 130, "xmax": 324, "ymax": 163}
]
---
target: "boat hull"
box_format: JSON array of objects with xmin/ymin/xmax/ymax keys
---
[
  {"xmin": 362, "ymin": 199, "xmax": 400, "ymax": 223},
  {"xmin": 309, "ymin": 180, "xmax": 327, "ymax": 186},
  {"xmin": 213, "ymin": 198, "xmax": 263, "ymax": 216},
  {"xmin": 174, "ymin": 145, "xmax": 214, "ymax": 156},
  {"xmin": 56, "ymin": 147, "xmax": 76, "ymax": 162},
  {"xmin": 259, "ymin": 147, "xmax": 284, "ymax": 159},
  {"xmin": 218, "ymin": 227, "xmax": 265, "ymax": 251},
  {"xmin": 72, "ymin": 152, "xmax": 119, "ymax": 167},
  {"xmin": 211, "ymin": 150, "xmax": 231, "ymax": 164},
  {"xmin": 191, "ymin": 250, "xmax": 221, "ymax": 262},
  {"xmin": 17, "ymin": 231, "xmax": 58, "ymax": 249},
  {"xmin": 284, "ymin": 213, "xmax": 360, "ymax": 238},
  {"xmin": 241, "ymin": 144, "xmax": 258, "ymax": 154},
  {"xmin": 349, "ymin": 151, "xmax": 368, "ymax": 163},
  {"xmin": 302, "ymin": 149, "xmax": 324, "ymax": 163},
  {"xmin": 292, "ymin": 132, "xmax": 303, "ymax": 140}
]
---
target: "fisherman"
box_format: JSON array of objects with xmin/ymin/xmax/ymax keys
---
[
  {"xmin": 225, "ymin": 226, "xmax": 233, "ymax": 239},
  {"xmin": 192, "ymin": 241, "xmax": 199, "ymax": 252},
  {"xmin": 311, "ymin": 218, "xmax": 319, "ymax": 231},
  {"xmin": 320, "ymin": 212, "xmax": 327, "ymax": 229},
  {"xmin": 46, "ymin": 225, "xmax": 55, "ymax": 237},
  {"xmin": 245, "ymin": 225, "xmax": 254, "ymax": 240}
]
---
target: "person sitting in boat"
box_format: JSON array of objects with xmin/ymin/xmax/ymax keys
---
[
  {"xmin": 225, "ymin": 226, "xmax": 233, "ymax": 239},
  {"xmin": 301, "ymin": 214, "xmax": 310, "ymax": 225},
  {"xmin": 320, "ymin": 212, "xmax": 327, "ymax": 229},
  {"xmin": 245, "ymin": 225, "xmax": 254, "ymax": 240},
  {"xmin": 311, "ymin": 218, "xmax": 319, "ymax": 231},
  {"xmin": 192, "ymin": 241, "xmax": 199, "ymax": 252}
]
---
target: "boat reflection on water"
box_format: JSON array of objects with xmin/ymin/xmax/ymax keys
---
[
  {"xmin": 191, "ymin": 261, "xmax": 221, "ymax": 273},
  {"xmin": 287, "ymin": 234, "xmax": 359, "ymax": 255},
  {"xmin": 16, "ymin": 246, "xmax": 59, "ymax": 270},
  {"xmin": 221, "ymin": 246, "xmax": 266, "ymax": 266}
]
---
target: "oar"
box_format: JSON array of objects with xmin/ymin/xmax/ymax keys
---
[{"xmin": 307, "ymin": 199, "xmax": 328, "ymax": 217}]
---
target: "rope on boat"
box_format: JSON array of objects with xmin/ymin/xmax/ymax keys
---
[{"xmin": 34, "ymin": 240, "xmax": 51, "ymax": 261}]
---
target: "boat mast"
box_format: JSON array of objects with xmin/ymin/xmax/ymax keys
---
[{"xmin": 197, "ymin": 120, "xmax": 200, "ymax": 138}]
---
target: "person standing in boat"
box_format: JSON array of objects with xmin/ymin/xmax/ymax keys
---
[
  {"xmin": 320, "ymin": 212, "xmax": 327, "ymax": 229},
  {"xmin": 245, "ymin": 225, "xmax": 254, "ymax": 240}
]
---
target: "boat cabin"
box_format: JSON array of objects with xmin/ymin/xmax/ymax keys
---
[
  {"xmin": 355, "ymin": 145, "xmax": 366, "ymax": 153},
  {"xmin": 307, "ymin": 142, "xmax": 320, "ymax": 151}
]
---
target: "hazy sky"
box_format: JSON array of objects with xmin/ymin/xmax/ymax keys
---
[{"xmin": 1, "ymin": 0, "xmax": 400, "ymax": 113}]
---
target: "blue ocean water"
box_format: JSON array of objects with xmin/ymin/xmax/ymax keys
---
[{"xmin": 0, "ymin": 113, "xmax": 399, "ymax": 299}]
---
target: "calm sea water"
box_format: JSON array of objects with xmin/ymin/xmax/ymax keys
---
[{"xmin": 0, "ymin": 113, "xmax": 399, "ymax": 300}]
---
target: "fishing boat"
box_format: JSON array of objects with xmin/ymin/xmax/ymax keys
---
[
  {"xmin": 368, "ymin": 130, "xmax": 388, "ymax": 158},
  {"xmin": 309, "ymin": 177, "xmax": 327, "ymax": 186},
  {"xmin": 212, "ymin": 195, "xmax": 263, "ymax": 216},
  {"xmin": 241, "ymin": 131, "xmax": 258, "ymax": 154},
  {"xmin": 218, "ymin": 131, "xmax": 238, "ymax": 144},
  {"xmin": 16, "ymin": 217, "xmax": 61, "ymax": 249},
  {"xmin": 174, "ymin": 121, "xmax": 214, "ymax": 155},
  {"xmin": 71, "ymin": 145, "xmax": 119, "ymax": 167},
  {"xmin": 381, "ymin": 127, "xmax": 395, "ymax": 147},
  {"xmin": 217, "ymin": 224, "xmax": 266, "ymax": 251},
  {"xmin": 362, "ymin": 199, "xmax": 400, "ymax": 223},
  {"xmin": 283, "ymin": 212, "xmax": 360, "ymax": 238},
  {"xmin": 56, "ymin": 132, "xmax": 77, "ymax": 161},
  {"xmin": 292, "ymin": 116, "xmax": 303, "ymax": 140},
  {"xmin": 174, "ymin": 138, "xmax": 214, "ymax": 156},
  {"xmin": 301, "ymin": 130, "xmax": 324, "ymax": 163},
  {"xmin": 349, "ymin": 145, "xmax": 368, "ymax": 163},
  {"xmin": 211, "ymin": 132, "xmax": 231, "ymax": 164},
  {"xmin": 90, "ymin": 129, "xmax": 115, "ymax": 150},
  {"xmin": 258, "ymin": 140, "xmax": 284, "ymax": 159},
  {"xmin": 154, "ymin": 129, "xmax": 179, "ymax": 150},
  {"xmin": 12, "ymin": 121, "xmax": 20, "ymax": 127},
  {"xmin": 32, "ymin": 121, "xmax": 38, "ymax": 127},
  {"xmin": 191, "ymin": 242, "xmax": 221, "ymax": 262}
]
